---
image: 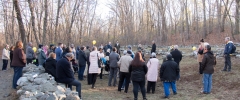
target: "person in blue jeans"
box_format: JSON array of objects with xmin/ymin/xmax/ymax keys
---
[
  {"xmin": 160, "ymin": 54, "xmax": 179, "ymax": 98},
  {"xmin": 78, "ymin": 46, "xmax": 87, "ymax": 80},
  {"xmin": 201, "ymin": 45, "xmax": 216, "ymax": 94},
  {"xmin": 11, "ymin": 41, "xmax": 26, "ymax": 89}
]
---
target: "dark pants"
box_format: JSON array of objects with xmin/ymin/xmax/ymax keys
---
[
  {"xmin": 2, "ymin": 59, "xmax": 8, "ymax": 70},
  {"xmin": 132, "ymin": 81, "xmax": 146, "ymax": 100},
  {"xmin": 27, "ymin": 58, "xmax": 33, "ymax": 64},
  {"xmin": 87, "ymin": 62, "xmax": 92, "ymax": 85},
  {"xmin": 108, "ymin": 67, "xmax": 118, "ymax": 86},
  {"xmin": 224, "ymin": 55, "xmax": 231, "ymax": 71},
  {"xmin": 99, "ymin": 68, "xmax": 103, "ymax": 79},
  {"xmin": 91, "ymin": 73, "xmax": 98, "ymax": 88},
  {"xmin": 118, "ymin": 72, "xmax": 130, "ymax": 92},
  {"xmin": 147, "ymin": 81, "xmax": 156, "ymax": 93},
  {"xmin": 199, "ymin": 62, "xmax": 203, "ymax": 74},
  {"xmin": 68, "ymin": 80, "xmax": 81, "ymax": 98},
  {"xmin": 78, "ymin": 65, "xmax": 86, "ymax": 80},
  {"xmin": 12, "ymin": 66, "xmax": 23, "ymax": 89}
]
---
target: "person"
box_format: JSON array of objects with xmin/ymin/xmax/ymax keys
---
[
  {"xmin": 146, "ymin": 53, "xmax": 159, "ymax": 94},
  {"xmin": 48, "ymin": 44, "xmax": 55, "ymax": 55},
  {"xmin": 99, "ymin": 44, "xmax": 104, "ymax": 49},
  {"xmin": 55, "ymin": 43, "xmax": 63, "ymax": 61},
  {"xmin": 201, "ymin": 45, "xmax": 216, "ymax": 94},
  {"xmin": 85, "ymin": 46, "xmax": 92, "ymax": 85},
  {"xmin": 197, "ymin": 39, "xmax": 205, "ymax": 74},
  {"xmin": 108, "ymin": 47, "xmax": 120, "ymax": 86},
  {"xmin": 37, "ymin": 45, "xmax": 47, "ymax": 66},
  {"xmin": 127, "ymin": 45, "xmax": 135, "ymax": 58},
  {"xmin": 44, "ymin": 52, "xmax": 58, "ymax": 81},
  {"xmin": 151, "ymin": 40, "xmax": 156, "ymax": 53},
  {"xmin": 107, "ymin": 42, "xmax": 112, "ymax": 52},
  {"xmin": 2, "ymin": 44, "xmax": 10, "ymax": 70},
  {"xmin": 104, "ymin": 49, "xmax": 111, "ymax": 72},
  {"xmin": 76, "ymin": 46, "xmax": 80, "ymax": 60},
  {"xmin": 56, "ymin": 53, "xmax": 82, "ymax": 99},
  {"xmin": 103, "ymin": 43, "xmax": 108, "ymax": 54},
  {"xmin": 160, "ymin": 54, "xmax": 179, "ymax": 98},
  {"xmin": 98, "ymin": 48, "xmax": 105, "ymax": 79},
  {"xmin": 78, "ymin": 46, "xmax": 87, "ymax": 80},
  {"xmin": 137, "ymin": 43, "xmax": 142, "ymax": 51},
  {"xmin": 43, "ymin": 45, "xmax": 48, "ymax": 57},
  {"xmin": 117, "ymin": 50, "xmax": 133, "ymax": 93},
  {"xmin": 223, "ymin": 37, "xmax": 233, "ymax": 72},
  {"xmin": 89, "ymin": 46, "xmax": 100, "ymax": 88},
  {"xmin": 170, "ymin": 45, "xmax": 182, "ymax": 79},
  {"xmin": 26, "ymin": 42, "xmax": 35, "ymax": 64},
  {"xmin": 11, "ymin": 41, "xmax": 26, "ymax": 89},
  {"xmin": 114, "ymin": 41, "xmax": 121, "ymax": 55},
  {"xmin": 9, "ymin": 46, "xmax": 15, "ymax": 67},
  {"xmin": 61, "ymin": 47, "xmax": 78, "ymax": 73},
  {"xmin": 129, "ymin": 52, "xmax": 148, "ymax": 100},
  {"xmin": 71, "ymin": 44, "xmax": 77, "ymax": 59}
]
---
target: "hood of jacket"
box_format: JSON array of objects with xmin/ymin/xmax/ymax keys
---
[
  {"xmin": 46, "ymin": 57, "xmax": 55, "ymax": 62},
  {"xmin": 205, "ymin": 51, "xmax": 214, "ymax": 58}
]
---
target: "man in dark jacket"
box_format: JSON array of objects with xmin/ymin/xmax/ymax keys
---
[
  {"xmin": 26, "ymin": 42, "xmax": 35, "ymax": 64},
  {"xmin": 56, "ymin": 53, "xmax": 82, "ymax": 99},
  {"xmin": 108, "ymin": 47, "xmax": 120, "ymax": 86},
  {"xmin": 78, "ymin": 46, "xmax": 87, "ymax": 80},
  {"xmin": 201, "ymin": 45, "xmax": 216, "ymax": 94},
  {"xmin": 107, "ymin": 42, "xmax": 113, "ymax": 52},
  {"xmin": 170, "ymin": 45, "xmax": 182, "ymax": 65},
  {"xmin": 85, "ymin": 46, "xmax": 92, "ymax": 84},
  {"xmin": 160, "ymin": 54, "xmax": 179, "ymax": 98},
  {"xmin": 151, "ymin": 41, "xmax": 156, "ymax": 53},
  {"xmin": 114, "ymin": 41, "xmax": 121, "ymax": 55},
  {"xmin": 223, "ymin": 37, "xmax": 233, "ymax": 72}
]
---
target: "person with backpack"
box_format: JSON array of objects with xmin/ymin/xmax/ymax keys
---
[
  {"xmin": 222, "ymin": 37, "xmax": 234, "ymax": 72},
  {"xmin": 197, "ymin": 39, "xmax": 205, "ymax": 74}
]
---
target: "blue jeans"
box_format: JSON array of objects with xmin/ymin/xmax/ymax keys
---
[
  {"xmin": 203, "ymin": 73, "xmax": 212, "ymax": 93},
  {"xmin": 12, "ymin": 66, "xmax": 23, "ymax": 89},
  {"xmin": 163, "ymin": 81, "xmax": 177, "ymax": 97},
  {"xmin": 78, "ymin": 65, "xmax": 86, "ymax": 80},
  {"xmin": 68, "ymin": 80, "xmax": 81, "ymax": 98},
  {"xmin": 2, "ymin": 59, "xmax": 8, "ymax": 70}
]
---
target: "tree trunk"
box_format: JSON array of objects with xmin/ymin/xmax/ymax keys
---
[
  {"xmin": 185, "ymin": 0, "xmax": 190, "ymax": 39},
  {"xmin": 221, "ymin": 0, "xmax": 229, "ymax": 32},
  {"xmin": 235, "ymin": 0, "xmax": 240, "ymax": 36},
  {"xmin": 13, "ymin": 0, "xmax": 26, "ymax": 48},
  {"xmin": 202, "ymin": 0, "xmax": 207, "ymax": 38},
  {"xmin": 28, "ymin": 0, "xmax": 40, "ymax": 45},
  {"xmin": 42, "ymin": 0, "xmax": 48, "ymax": 45}
]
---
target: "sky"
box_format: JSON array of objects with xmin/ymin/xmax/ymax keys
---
[{"xmin": 95, "ymin": 0, "xmax": 111, "ymax": 19}]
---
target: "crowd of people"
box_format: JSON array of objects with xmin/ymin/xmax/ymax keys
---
[{"xmin": 1, "ymin": 37, "xmax": 235, "ymax": 99}]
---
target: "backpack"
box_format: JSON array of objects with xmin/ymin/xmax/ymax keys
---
[{"xmin": 231, "ymin": 44, "xmax": 236, "ymax": 54}]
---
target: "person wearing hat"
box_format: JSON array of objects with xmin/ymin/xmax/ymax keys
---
[
  {"xmin": 117, "ymin": 50, "xmax": 133, "ymax": 93},
  {"xmin": 26, "ymin": 42, "xmax": 35, "ymax": 64},
  {"xmin": 170, "ymin": 45, "xmax": 182, "ymax": 80},
  {"xmin": 151, "ymin": 40, "xmax": 156, "ymax": 53},
  {"xmin": 37, "ymin": 44, "xmax": 47, "ymax": 66},
  {"xmin": 197, "ymin": 39, "xmax": 205, "ymax": 74},
  {"xmin": 160, "ymin": 54, "xmax": 179, "ymax": 98},
  {"xmin": 127, "ymin": 45, "xmax": 134, "ymax": 58},
  {"xmin": 146, "ymin": 53, "xmax": 159, "ymax": 94}
]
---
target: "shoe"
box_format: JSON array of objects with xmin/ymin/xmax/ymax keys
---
[
  {"xmin": 222, "ymin": 69, "xmax": 227, "ymax": 71},
  {"xmin": 147, "ymin": 91, "xmax": 150, "ymax": 93},
  {"xmin": 152, "ymin": 92, "xmax": 155, "ymax": 94},
  {"xmin": 162, "ymin": 96, "xmax": 169, "ymax": 99},
  {"xmin": 228, "ymin": 70, "xmax": 231, "ymax": 72},
  {"xmin": 121, "ymin": 88, "xmax": 124, "ymax": 90},
  {"xmin": 92, "ymin": 87, "xmax": 96, "ymax": 89},
  {"xmin": 143, "ymin": 98, "xmax": 147, "ymax": 100},
  {"xmin": 173, "ymin": 92, "xmax": 177, "ymax": 95}
]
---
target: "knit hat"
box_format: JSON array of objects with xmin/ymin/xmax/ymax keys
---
[
  {"xmin": 166, "ymin": 54, "xmax": 172, "ymax": 60},
  {"xmin": 123, "ymin": 50, "xmax": 127, "ymax": 55},
  {"xmin": 127, "ymin": 50, "xmax": 132, "ymax": 55},
  {"xmin": 151, "ymin": 53, "xmax": 156, "ymax": 57}
]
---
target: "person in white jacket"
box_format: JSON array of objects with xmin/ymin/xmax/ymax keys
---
[
  {"xmin": 89, "ymin": 46, "xmax": 100, "ymax": 88},
  {"xmin": 146, "ymin": 53, "xmax": 160, "ymax": 94},
  {"xmin": 2, "ymin": 44, "xmax": 10, "ymax": 70}
]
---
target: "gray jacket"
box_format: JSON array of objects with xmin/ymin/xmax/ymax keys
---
[
  {"xmin": 26, "ymin": 46, "xmax": 35, "ymax": 59},
  {"xmin": 109, "ymin": 51, "xmax": 119, "ymax": 68},
  {"xmin": 37, "ymin": 49, "xmax": 47, "ymax": 65}
]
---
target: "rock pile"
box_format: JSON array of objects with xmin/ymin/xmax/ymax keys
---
[{"xmin": 16, "ymin": 64, "xmax": 80, "ymax": 100}]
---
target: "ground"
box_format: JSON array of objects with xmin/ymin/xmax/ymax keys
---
[{"xmin": 0, "ymin": 49, "xmax": 240, "ymax": 100}]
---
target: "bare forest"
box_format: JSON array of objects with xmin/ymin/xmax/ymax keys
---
[{"xmin": 1, "ymin": 0, "xmax": 240, "ymax": 46}]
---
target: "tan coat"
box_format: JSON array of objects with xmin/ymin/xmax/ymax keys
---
[{"xmin": 197, "ymin": 43, "xmax": 205, "ymax": 62}]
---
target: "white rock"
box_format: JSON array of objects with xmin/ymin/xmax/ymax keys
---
[
  {"xmin": 17, "ymin": 77, "xmax": 28, "ymax": 86},
  {"xmin": 57, "ymin": 86, "xmax": 66, "ymax": 93},
  {"xmin": 236, "ymin": 55, "xmax": 240, "ymax": 58},
  {"xmin": 33, "ymin": 78, "xmax": 48, "ymax": 85},
  {"xmin": 46, "ymin": 93, "xmax": 58, "ymax": 100},
  {"xmin": 40, "ymin": 82, "xmax": 57, "ymax": 92},
  {"xmin": 38, "ymin": 73, "xmax": 50, "ymax": 80},
  {"xmin": 65, "ymin": 94, "xmax": 80, "ymax": 100},
  {"xmin": 58, "ymin": 94, "xmax": 66, "ymax": 100}
]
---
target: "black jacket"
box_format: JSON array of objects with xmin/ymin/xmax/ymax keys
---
[
  {"xmin": 151, "ymin": 43, "xmax": 156, "ymax": 53},
  {"xmin": 56, "ymin": 57, "xmax": 74, "ymax": 84},
  {"xmin": 78, "ymin": 50, "xmax": 87, "ymax": 67},
  {"xmin": 45, "ymin": 57, "xmax": 57, "ymax": 78},
  {"xmin": 160, "ymin": 60, "xmax": 179, "ymax": 82},
  {"xmin": 170, "ymin": 49, "xmax": 182, "ymax": 65},
  {"xmin": 202, "ymin": 51, "xmax": 216, "ymax": 74},
  {"xmin": 129, "ymin": 63, "xmax": 148, "ymax": 82}
]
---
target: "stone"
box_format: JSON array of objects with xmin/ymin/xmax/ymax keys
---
[
  {"xmin": 22, "ymin": 84, "xmax": 40, "ymax": 91},
  {"xmin": 57, "ymin": 85, "xmax": 66, "ymax": 93},
  {"xmin": 65, "ymin": 94, "xmax": 80, "ymax": 100},
  {"xmin": 33, "ymin": 78, "xmax": 47, "ymax": 85},
  {"xmin": 38, "ymin": 73, "xmax": 50, "ymax": 80},
  {"xmin": 17, "ymin": 77, "xmax": 28, "ymax": 86},
  {"xmin": 24, "ymin": 91, "xmax": 33, "ymax": 98},
  {"xmin": 39, "ymin": 94, "xmax": 49, "ymax": 100},
  {"xmin": 35, "ymin": 92, "xmax": 44, "ymax": 99},
  {"xmin": 236, "ymin": 55, "xmax": 240, "ymax": 58},
  {"xmin": 40, "ymin": 82, "xmax": 57, "ymax": 92},
  {"xmin": 46, "ymin": 93, "xmax": 58, "ymax": 100},
  {"xmin": 17, "ymin": 90, "xmax": 25, "ymax": 95},
  {"xmin": 65, "ymin": 88, "xmax": 72, "ymax": 96},
  {"xmin": 58, "ymin": 94, "xmax": 66, "ymax": 100},
  {"xmin": 27, "ymin": 75, "xmax": 34, "ymax": 82}
]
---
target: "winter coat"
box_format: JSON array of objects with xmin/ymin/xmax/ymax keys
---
[
  {"xmin": 56, "ymin": 57, "xmax": 74, "ymax": 84},
  {"xmin": 151, "ymin": 43, "xmax": 156, "ymax": 53},
  {"xmin": 109, "ymin": 51, "xmax": 120, "ymax": 68},
  {"xmin": 85, "ymin": 49, "xmax": 91, "ymax": 63},
  {"xmin": 45, "ymin": 57, "xmax": 57, "ymax": 78},
  {"xmin": 170, "ymin": 49, "xmax": 182, "ymax": 65},
  {"xmin": 55, "ymin": 47, "xmax": 63, "ymax": 61},
  {"xmin": 202, "ymin": 51, "xmax": 216, "ymax": 74},
  {"xmin": 160, "ymin": 59, "xmax": 179, "ymax": 82},
  {"xmin": 37, "ymin": 49, "xmax": 47, "ymax": 65},
  {"xmin": 78, "ymin": 50, "xmax": 87, "ymax": 67},
  {"xmin": 118, "ymin": 54, "xmax": 133, "ymax": 72},
  {"xmin": 224, "ymin": 41, "xmax": 233, "ymax": 55},
  {"xmin": 147, "ymin": 58, "xmax": 160, "ymax": 82},
  {"xmin": 129, "ymin": 63, "xmax": 148, "ymax": 82},
  {"xmin": 2, "ymin": 48, "xmax": 10, "ymax": 60},
  {"xmin": 11, "ymin": 48, "xmax": 26, "ymax": 67},
  {"xmin": 197, "ymin": 43, "xmax": 205, "ymax": 62},
  {"xmin": 89, "ymin": 50, "xmax": 100, "ymax": 74},
  {"xmin": 26, "ymin": 45, "xmax": 35, "ymax": 59}
]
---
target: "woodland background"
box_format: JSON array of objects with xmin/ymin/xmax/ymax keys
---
[{"xmin": 0, "ymin": 0, "xmax": 240, "ymax": 47}]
